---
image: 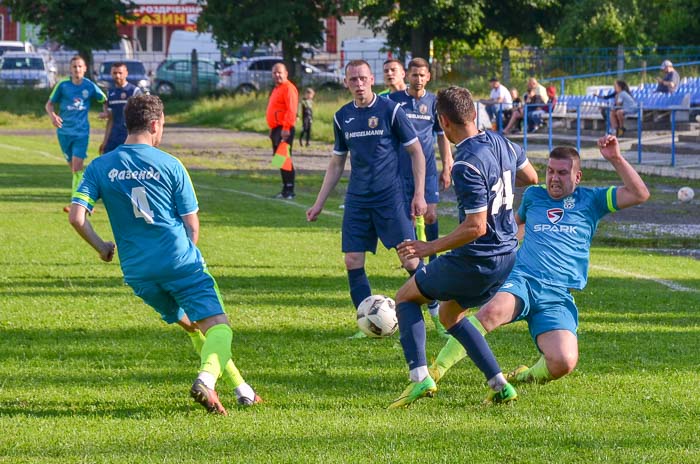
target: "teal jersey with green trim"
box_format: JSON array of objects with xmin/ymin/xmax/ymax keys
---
[
  {"xmin": 49, "ymin": 77, "xmax": 106, "ymax": 137},
  {"xmin": 515, "ymin": 185, "xmax": 618, "ymax": 289},
  {"xmin": 72, "ymin": 144, "xmax": 202, "ymax": 283}
]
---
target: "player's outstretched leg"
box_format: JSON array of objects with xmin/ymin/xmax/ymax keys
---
[
  {"xmin": 428, "ymin": 315, "xmax": 484, "ymax": 382},
  {"xmin": 190, "ymin": 322, "xmax": 232, "ymax": 415},
  {"xmin": 187, "ymin": 329, "xmax": 262, "ymax": 406}
]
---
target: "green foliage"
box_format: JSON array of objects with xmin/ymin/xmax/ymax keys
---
[
  {"xmin": 3, "ymin": 0, "xmax": 136, "ymax": 68},
  {"xmin": 657, "ymin": 1, "xmax": 700, "ymax": 45}
]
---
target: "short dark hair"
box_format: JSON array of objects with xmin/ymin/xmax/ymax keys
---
[
  {"xmin": 407, "ymin": 57, "xmax": 430, "ymax": 72},
  {"xmin": 436, "ymin": 86, "xmax": 475, "ymax": 125},
  {"xmin": 549, "ymin": 146, "xmax": 581, "ymax": 169},
  {"xmin": 125, "ymin": 94, "xmax": 164, "ymax": 134},
  {"xmin": 383, "ymin": 59, "xmax": 404, "ymax": 69},
  {"xmin": 345, "ymin": 59, "xmax": 372, "ymax": 74},
  {"xmin": 70, "ymin": 55, "xmax": 85, "ymax": 65},
  {"xmin": 111, "ymin": 62, "xmax": 127, "ymax": 69}
]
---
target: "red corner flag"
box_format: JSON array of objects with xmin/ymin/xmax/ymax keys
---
[{"xmin": 271, "ymin": 141, "xmax": 293, "ymax": 171}]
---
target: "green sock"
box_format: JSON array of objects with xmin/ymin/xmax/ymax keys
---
[
  {"xmin": 434, "ymin": 335, "xmax": 467, "ymax": 374},
  {"xmin": 71, "ymin": 169, "xmax": 84, "ymax": 196},
  {"xmin": 199, "ymin": 324, "xmax": 232, "ymax": 381},
  {"xmin": 467, "ymin": 315, "xmax": 487, "ymax": 336},
  {"xmin": 518, "ymin": 355, "xmax": 554, "ymax": 384},
  {"xmin": 188, "ymin": 328, "xmax": 244, "ymax": 388}
]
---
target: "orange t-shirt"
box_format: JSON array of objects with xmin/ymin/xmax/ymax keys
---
[{"xmin": 266, "ymin": 80, "xmax": 298, "ymax": 131}]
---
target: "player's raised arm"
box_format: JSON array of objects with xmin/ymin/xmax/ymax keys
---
[{"xmin": 597, "ymin": 135, "xmax": 650, "ymax": 209}]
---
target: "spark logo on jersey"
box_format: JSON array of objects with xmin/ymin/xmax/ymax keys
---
[{"xmin": 547, "ymin": 208, "xmax": 564, "ymax": 224}]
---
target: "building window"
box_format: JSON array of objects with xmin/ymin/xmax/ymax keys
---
[
  {"xmin": 137, "ymin": 26, "xmax": 148, "ymax": 52},
  {"xmin": 152, "ymin": 26, "xmax": 164, "ymax": 52}
]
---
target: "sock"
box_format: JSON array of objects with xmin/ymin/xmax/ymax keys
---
[
  {"xmin": 235, "ymin": 383, "xmax": 255, "ymax": 401},
  {"xmin": 520, "ymin": 355, "xmax": 554, "ymax": 383},
  {"xmin": 487, "ymin": 373, "xmax": 508, "ymax": 391},
  {"xmin": 188, "ymin": 329, "xmax": 245, "ymax": 388},
  {"xmin": 467, "ymin": 315, "xmax": 487, "ymax": 336},
  {"xmin": 434, "ymin": 335, "xmax": 467, "ymax": 374},
  {"xmin": 409, "ymin": 366, "xmax": 429, "ymax": 383},
  {"xmin": 427, "ymin": 301, "xmax": 439, "ymax": 317},
  {"xmin": 447, "ymin": 318, "xmax": 501, "ymax": 382},
  {"xmin": 198, "ymin": 324, "xmax": 233, "ymax": 384},
  {"xmin": 425, "ymin": 221, "xmax": 439, "ymax": 262},
  {"xmin": 407, "ymin": 260, "xmax": 425, "ymax": 277},
  {"xmin": 71, "ymin": 169, "xmax": 84, "ymax": 195},
  {"xmin": 347, "ymin": 268, "xmax": 371, "ymax": 309},
  {"xmin": 397, "ymin": 301, "xmax": 427, "ymax": 370}
]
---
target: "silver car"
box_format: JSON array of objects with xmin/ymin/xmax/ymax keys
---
[
  {"xmin": 0, "ymin": 52, "xmax": 56, "ymax": 89},
  {"xmin": 218, "ymin": 55, "xmax": 342, "ymax": 94}
]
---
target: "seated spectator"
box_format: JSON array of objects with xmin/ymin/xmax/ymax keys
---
[
  {"xmin": 607, "ymin": 80, "xmax": 636, "ymax": 137},
  {"xmin": 503, "ymin": 78, "xmax": 547, "ymax": 134},
  {"xmin": 655, "ymin": 60, "xmax": 680, "ymax": 93},
  {"xmin": 480, "ymin": 77, "xmax": 512, "ymax": 125},
  {"xmin": 502, "ymin": 88, "xmax": 521, "ymax": 128}
]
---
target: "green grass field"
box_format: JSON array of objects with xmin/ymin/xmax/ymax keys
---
[{"xmin": 1, "ymin": 133, "xmax": 699, "ymax": 463}]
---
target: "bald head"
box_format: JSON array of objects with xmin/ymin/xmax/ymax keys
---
[{"xmin": 272, "ymin": 62, "xmax": 288, "ymax": 86}]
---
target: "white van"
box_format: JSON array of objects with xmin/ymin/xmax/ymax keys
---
[
  {"xmin": 0, "ymin": 41, "xmax": 35, "ymax": 56},
  {"xmin": 167, "ymin": 31, "xmax": 221, "ymax": 63},
  {"xmin": 341, "ymin": 37, "xmax": 396, "ymax": 85}
]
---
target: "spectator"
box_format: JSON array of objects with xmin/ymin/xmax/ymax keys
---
[
  {"xmin": 298, "ymin": 87, "xmax": 315, "ymax": 147},
  {"xmin": 503, "ymin": 79, "xmax": 547, "ymax": 134},
  {"xmin": 607, "ymin": 80, "xmax": 636, "ymax": 137},
  {"xmin": 480, "ymin": 77, "xmax": 512, "ymax": 125},
  {"xmin": 655, "ymin": 60, "xmax": 680, "ymax": 93}
]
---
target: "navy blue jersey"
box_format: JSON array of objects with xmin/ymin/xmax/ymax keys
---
[
  {"xmin": 388, "ymin": 90, "xmax": 442, "ymax": 179},
  {"xmin": 107, "ymin": 83, "xmax": 141, "ymax": 140},
  {"xmin": 333, "ymin": 94, "xmax": 418, "ymax": 206},
  {"xmin": 450, "ymin": 131, "xmax": 529, "ymax": 257}
]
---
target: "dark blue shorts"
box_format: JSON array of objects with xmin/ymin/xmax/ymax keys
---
[
  {"xmin": 129, "ymin": 267, "xmax": 226, "ymax": 324},
  {"xmin": 341, "ymin": 200, "xmax": 415, "ymax": 253},
  {"xmin": 402, "ymin": 174, "xmax": 440, "ymax": 207},
  {"xmin": 414, "ymin": 251, "xmax": 516, "ymax": 309}
]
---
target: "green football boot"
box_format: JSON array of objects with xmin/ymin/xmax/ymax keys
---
[
  {"xmin": 388, "ymin": 376, "xmax": 437, "ymax": 409},
  {"xmin": 484, "ymin": 382, "xmax": 518, "ymax": 405}
]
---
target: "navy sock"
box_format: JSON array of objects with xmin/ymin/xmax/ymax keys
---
[
  {"xmin": 425, "ymin": 221, "xmax": 439, "ymax": 262},
  {"xmin": 447, "ymin": 317, "xmax": 501, "ymax": 381},
  {"xmin": 397, "ymin": 301, "xmax": 427, "ymax": 369},
  {"xmin": 347, "ymin": 268, "xmax": 371, "ymax": 309},
  {"xmin": 406, "ymin": 260, "xmax": 425, "ymax": 277}
]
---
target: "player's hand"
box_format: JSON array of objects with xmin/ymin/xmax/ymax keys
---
[
  {"xmin": 50, "ymin": 114, "xmax": 63, "ymax": 128},
  {"xmin": 98, "ymin": 111, "xmax": 109, "ymax": 119},
  {"xmin": 306, "ymin": 204, "xmax": 323, "ymax": 222},
  {"xmin": 99, "ymin": 241, "xmax": 116, "ymax": 262},
  {"xmin": 440, "ymin": 168, "xmax": 452, "ymax": 191},
  {"xmin": 598, "ymin": 134, "xmax": 622, "ymax": 162},
  {"xmin": 397, "ymin": 239, "xmax": 431, "ymax": 260},
  {"xmin": 411, "ymin": 195, "xmax": 427, "ymax": 218}
]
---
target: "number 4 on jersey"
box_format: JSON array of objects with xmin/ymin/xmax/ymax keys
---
[
  {"xmin": 490, "ymin": 170, "xmax": 514, "ymax": 215},
  {"xmin": 131, "ymin": 186, "xmax": 155, "ymax": 223}
]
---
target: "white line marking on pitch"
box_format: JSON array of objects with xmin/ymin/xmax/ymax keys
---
[
  {"xmin": 591, "ymin": 264, "xmax": 698, "ymax": 293},
  {"xmin": 0, "ymin": 142, "xmax": 63, "ymax": 160},
  {"xmin": 196, "ymin": 183, "xmax": 343, "ymax": 218}
]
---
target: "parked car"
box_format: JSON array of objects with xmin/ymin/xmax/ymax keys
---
[
  {"xmin": 95, "ymin": 59, "xmax": 151, "ymax": 93},
  {"xmin": 218, "ymin": 56, "xmax": 343, "ymax": 94},
  {"xmin": 0, "ymin": 52, "xmax": 56, "ymax": 89},
  {"xmin": 0, "ymin": 41, "xmax": 35, "ymax": 57},
  {"xmin": 153, "ymin": 58, "xmax": 219, "ymax": 95}
]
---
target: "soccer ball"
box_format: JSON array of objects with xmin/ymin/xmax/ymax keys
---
[
  {"xmin": 356, "ymin": 295, "xmax": 398, "ymax": 338},
  {"xmin": 677, "ymin": 187, "xmax": 695, "ymax": 203}
]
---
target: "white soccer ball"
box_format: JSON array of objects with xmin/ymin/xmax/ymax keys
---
[
  {"xmin": 356, "ymin": 295, "xmax": 398, "ymax": 338},
  {"xmin": 677, "ymin": 186, "xmax": 695, "ymax": 203}
]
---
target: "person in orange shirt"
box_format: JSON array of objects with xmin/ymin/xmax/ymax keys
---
[{"xmin": 266, "ymin": 62, "xmax": 299, "ymax": 199}]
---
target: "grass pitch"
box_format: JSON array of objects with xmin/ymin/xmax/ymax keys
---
[{"xmin": 0, "ymin": 134, "xmax": 699, "ymax": 463}]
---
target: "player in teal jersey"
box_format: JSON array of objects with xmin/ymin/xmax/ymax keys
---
[
  {"xmin": 377, "ymin": 59, "xmax": 406, "ymax": 96},
  {"xmin": 69, "ymin": 95, "xmax": 261, "ymax": 415},
  {"xmin": 45, "ymin": 55, "xmax": 106, "ymax": 211},
  {"xmin": 429, "ymin": 135, "xmax": 650, "ymax": 388}
]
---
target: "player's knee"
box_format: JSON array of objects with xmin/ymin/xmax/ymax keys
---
[
  {"xmin": 438, "ymin": 311, "xmax": 459, "ymax": 330},
  {"xmin": 344, "ymin": 254, "xmax": 363, "ymax": 270},
  {"xmin": 547, "ymin": 351, "xmax": 578, "ymax": 379}
]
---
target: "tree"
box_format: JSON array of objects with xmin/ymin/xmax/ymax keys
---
[
  {"xmin": 358, "ymin": 0, "xmax": 560, "ymax": 60},
  {"xmin": 198, "ymin": 0, "xmax": 351, "ymax": 78},
  {"xmin": 3, "ymin": 0, "xmax": 136, "ymax": 72}
]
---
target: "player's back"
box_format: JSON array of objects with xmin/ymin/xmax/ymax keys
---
[
  {"xmin": 81, "ymin": 144, "xmax": 203, "ymax": 282},
  {"xmin": 451, "ymin": 131, "xmax": 526, "ymax": 257}
]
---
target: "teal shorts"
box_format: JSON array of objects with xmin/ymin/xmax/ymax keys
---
[
  {"xmin": 129, "ymin": 268, "xmax": 226, "ymax": 324},
  {"xmin": 501, "ymin": 271, "xmax": 578, "ymax": 347},
  {"xmin": 57, "ymin": 133, "xmax": 89, "ymax": 162}
]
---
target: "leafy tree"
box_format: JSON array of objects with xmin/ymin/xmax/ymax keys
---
[
  {"xmin": 3, "ymin": 0, "xmax": 135, "ymax": 71},
  {"xmin": 656, "ymin": 1, "xmax": 700, "ymax": 45},
  {"xmin": 198, "ymin": 0, "xmax": 350, "ymax": 78}
]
